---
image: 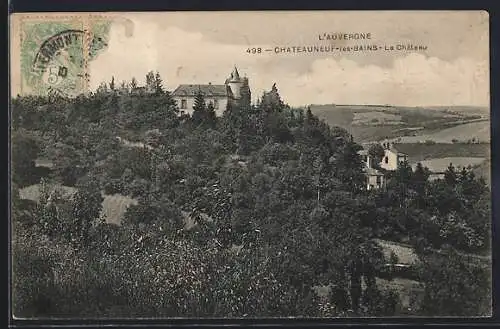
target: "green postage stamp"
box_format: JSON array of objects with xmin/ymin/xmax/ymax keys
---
[{"xmin": 13, "ymin": 14, "xmax": 111, "ymax": 97}]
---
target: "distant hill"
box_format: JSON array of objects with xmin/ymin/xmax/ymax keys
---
[
  {"xmin": 388, "ymin": 121, "xmax": 490, "ymax": 144},
  {"xmin": 425, "ymin": 106, "xmax": 489, "ymax": 118},
  {"xmin": 309, "ymin": 104, "xmax": 489, "ymax": 143},
  {"xmin": 390, "ymin": 143, "xmax": 490, "ymax": 163}
]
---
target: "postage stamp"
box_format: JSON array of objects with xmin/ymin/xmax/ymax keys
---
[{"xmin": 13, "ymin": 14, "xmax": 111, "ymax": 97}]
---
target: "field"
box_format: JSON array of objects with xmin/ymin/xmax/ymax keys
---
[
  {"xmin": 309, "ymin": 104, "xmax": 489, "ymax": 143},
  {"xmin": 18, "ymin": 184, "xmax": 138, "ymax": 225},
  {"xmin": 19, "ymin": 184, "xmax": 77, "ymax": 201},
  {"xmin": 17, "ymin": 184, "xmax": 209, "ymax": 227},
  {"xmin": 376, "ymin": 143, "xmax": 490, "ymax": 181},
  {"xmin": 388, "ymin": 143, "xmax": 490, "ymax": 163},
  {"xmin": 377, "ymin": 239, "xmax": 491, "ymax": 264},
  {"xmin": 426, "ymin": 106, "xmax": 489, "ymax": 118},
  {"xmin": 308, "ymin": 104, "xmax": 355, "ymax": 128},
  {"xmin": 413, "ymin": 157, "xmax": 487, "ymax": 173},
  {"xmin": 101, "ymin": 194, "xmax": 139, "ymax": 224},
  {"xmin": 347, "ymin": 125, "xmax": 403, "ymax": 143},
  {"xmin": 375, "ymin": 239, "xmax": 419, "ymax": 265},
  {"xmin": 353, "ymin": 111, "xmax": 403, "ymax": 125},
  {"xmin": 17, "ymin": 182, "xmax": 206, "ymax": 228},
  {"xmin": 389, "ymin": 121, "xmax": 490, "ymax": 144}
]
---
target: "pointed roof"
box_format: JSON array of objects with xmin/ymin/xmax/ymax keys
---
[{"xmin": 230, "ymin": 66, "xmax": 241, "ymax": 81}]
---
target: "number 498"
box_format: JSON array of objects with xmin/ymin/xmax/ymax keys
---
[{"xmin": 246, "ymin": 47, "xmax": 262, "ymax": 54}]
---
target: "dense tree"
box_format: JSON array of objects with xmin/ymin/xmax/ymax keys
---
[
  {"xmin": 221, "ymin": 101, "xmax": 249, "ymax": 153},
  {"xmin": 444, "ymin": 163, "xmax": 458, "ymax": 186},
  {"xmin": 10, "ymin": 75, "xmax": 492, "ymax": 318},
  {"xmin": 145, "ymin": 71, "xmax": 155, "ymax": 93},
  {"xmin": 36, "ymin": 179, "xmax": 70, "ymax": 239},
  {"xmin": 261, "ymin": 83, "xmax": 286, "ymax": 112},
  {"xmin": 109, "ymin": 76, "xmax": 115, "ymax": 91},
  {"xmin": 96, "ymin": 82, "xmax": 108, "ymax": 94},
  {"xmin": 191, "ymin": 90, "xmax": 207, "ymax": 127},
  {"xmin": 48, "ymin": 142, "xmax": 88, "ymax": 186},
  {"xmin": 415, "ymin": 247, "xmax": 491, "ymax": 316},
  {"xmin": 154, "ymin": 71, "xmax": 164, "ymax": 95},
  {"xmin": 11, "ymin": 130, "xmax": 40, "ymax": 186},
  {"xmin": 71, "ymin": 176, "xmax": 104, "ymax": 247},
  {"xmin": 386, "ymin": 160, "xmax": 413, "ymax": 208},
  {"xmin": 368, "ymin": 143, "xmax": 385, "ymax": 168},
  {"xmin": 130, "ymin": 77, "xmax": 138, "ymax": 90},
  {"xmin": 205, "ymin": 102, "xmax": 217, "ymax": 128},
  {"xmin": 411, "ymin": 162, "xmax": 430, "ymax": 208}
]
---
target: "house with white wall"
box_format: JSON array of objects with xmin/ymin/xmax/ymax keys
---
[
  {"xmin": 358, "ymin": 143, "xmax": 409, "ymax": 190},
  {"xmin": 379, "ymin": 142, "xmax": 409, "ymax": 171}
]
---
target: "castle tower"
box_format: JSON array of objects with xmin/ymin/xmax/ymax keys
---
[
  {"xmin": 227, "ymin": 66, "xmax": 244, "ymax": 100},
  {"xmin": 224, "ymin": 66, "xmax": 251, "ymax": 109}
]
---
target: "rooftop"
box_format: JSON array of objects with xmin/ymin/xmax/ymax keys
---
[
  {"xmin": 229, "ymin": 66, "xmax": 240, "ymax": 81},
  {"xmin": 172, "ymin": 84, "xmax": 229, "ymax": 97},
  {"xmin": 381, "ymin": 142, "xmax": 408, "ymax": 155}
]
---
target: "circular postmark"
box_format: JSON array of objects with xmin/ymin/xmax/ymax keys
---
[{"xmin": 30, "ymin": 29, "xmax": 107, "ymax": 97}]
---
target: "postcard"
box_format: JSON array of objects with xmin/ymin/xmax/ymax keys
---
[{"xmin": 9, "ymin": 11, "xmax": 491, "ymax": 319}]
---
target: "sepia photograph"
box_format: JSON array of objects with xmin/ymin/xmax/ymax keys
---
[{"xmin": 9, "ymin": 11, "xmax": 491, "ymax": 319}]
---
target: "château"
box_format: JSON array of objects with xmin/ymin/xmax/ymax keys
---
[{"xmin": 172, "ymin": 67, "xmax": 251, "ymax": 116}]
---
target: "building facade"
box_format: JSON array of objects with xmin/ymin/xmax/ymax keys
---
[
  {"xmin": 172, "ymin": 67, "xmax": 251, "ymax": 116},
  {"xmin": 358, "ymin": 143, "xmax": 409, "ymax": 190},
  {"xmin": 380, "ymin": 143, "xmax": 409, "ymax": 171},
  {"xmin": 358, "ymin": 149, "xmax": 385, "ymax": 190}
]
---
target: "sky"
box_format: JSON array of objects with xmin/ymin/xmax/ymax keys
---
[{"xmin": 12, "ymin": 11, "xmax": 490, "ymax": 107}]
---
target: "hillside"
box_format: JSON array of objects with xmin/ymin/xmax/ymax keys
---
[
  {"xmin": 18, "ymin": 184, "xmax": 138, "ymax": 225},
  {"xmin": 11, "ymin": 82, "xmax": 491, "ymax": 318},
  {"xmin": 309, "ymin": 104, "xmax": 489, "ymax": 143},
  {"xmin": 390, "ymin": 143, "xmax": 490, "ymax": 163},
  {"xmin": 389, "ymin": 121, "xmax": 490, "ymax": 144}
]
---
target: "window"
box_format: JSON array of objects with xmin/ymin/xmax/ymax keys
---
[
  {"xmin": 181, "ymin": 99, "xmax": 187, "ymax": 109},
  {"xmin": 213, "ymin": 99, "xmax": 219, "ymax": 109},
  {"xmin": 384, "ymin": 156, "xmax": 389, "ymax": 164},
  {"xmin": 376, "ymin": 176, "xmax": 381, "ymax": 185}
]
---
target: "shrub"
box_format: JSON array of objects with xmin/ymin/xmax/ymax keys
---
[{"xmin": 103, "ymin": 179, "xmax": 123, "ymax": 195}]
